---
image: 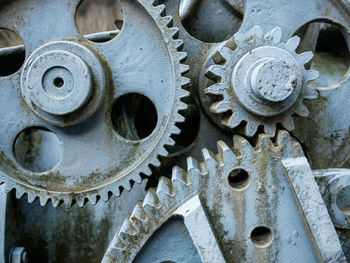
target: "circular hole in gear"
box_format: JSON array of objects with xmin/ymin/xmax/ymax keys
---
[
  {"xmin": 112, "ymin": 93, "xmax": 158, "ymax": 141},
  {"xmin": 250, "ymin": 226, "xmax": 273, "ymax": 248},
  {"xmin": 0, "ymin": 28, "xmax": 26, "ymax": 76},
  {"xmin": 75, "ymin": 0, "xmax": 123, "ymax": 43},
  {"xmin": 336, "ymin": 185, "xmax": 350, "ymax": 213},
  {"xmin": 53, "ymin": 77, "xmax": 64, "ymax": 88},
  {"xmin": 295, "ymin": 21, "xmax": 350, "ymax": 88},
  {"xmin": 179, "ymin": 0, "xmax": 243, "ymax": 43},
  {"xmin": 228, "ymin": 168, "xmax": 250, "ymax": 190},
  {"xmin": 14, "ymin": 127, "xmax": 62, "ymax": 173}
]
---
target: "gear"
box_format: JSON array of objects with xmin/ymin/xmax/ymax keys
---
[
  {"xmin": 199, "ymin": 26, "xmax": 319, "ymax": 137},
  {"xmin": 102, "ymin": 131, "xmax": 344, "ymax": 263},
  {"xmin": 0, "ymin": 0, "xmax": 189, "ymax": 207}
]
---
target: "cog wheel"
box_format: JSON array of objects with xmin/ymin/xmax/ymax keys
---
[
  {"xmin": 0, "ymin": 0, "xmax": 189, "ymax": 207},
  {"xmin": 102, "ymin": 131, "xmax": 344, "ymax": 263},
  {"xmin": 199, "ymin": 26, "xmax": 319, "ymax": 137}
]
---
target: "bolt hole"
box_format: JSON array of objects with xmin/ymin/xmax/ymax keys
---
[
  {"xmin": 228, "ymin": 168, "xmax": 250, "ymax": 190},
  {"xmin": 336, "ymin": 185, "xmax": 350, "ymax": 213},
  {"xmin": 0, "ymin": 28, "xmax": 26, "ymax": 76},
  {"xmin": 112, "ymin": 93, "xmax": 158, "ymax": 141},
  {"xmin": 14, "ymin": 128, "xmax": 62, "ymax": 173},
  {"xmin": 53, "ymin": 77, "xmax": 64, "ymax": 88},
  {"xmin": 76, "ymin": 0, "xmax": 123, "ymax": 43},
  {"xmin": 250, "ymin": 226, "xmax": 273, "ymax": 248}
]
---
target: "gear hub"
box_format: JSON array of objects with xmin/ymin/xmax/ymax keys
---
[{"xmin": 199, "ymin": 26, "xmax": 319, "ymax": 137}]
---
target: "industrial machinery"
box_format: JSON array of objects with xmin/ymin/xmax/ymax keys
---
[{"xmin": 1, "ymin": 0, "xmax": 350, "ymax": 262}]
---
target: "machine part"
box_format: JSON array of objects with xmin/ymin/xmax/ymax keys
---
[
  {"xmin": 0, "ymin": 0, "xmax": 189, "ymax": 207},
  {"xmin": 0, "ymin": 185, "xmax": 6, "ymax": 263},
  {"xmin": 199, "ymin": 26, "xmax": 319, "ymax": 137},
  {"xmin": 4, "ymin": 180, "xmax": 148, "ymax": 263},
  {"xmin": 9, "ymin": 247, "xmax": 28, "ymax": 263},
  {"xmin": 163, "ymin": 0, "xmax": 350, "ymax": 167},
  {"xmin": 314, "ymin": 169, "xmax": 350, "ymax": 229},
  {"xmin": 313, "ymin": 169, "xmax": 350, "ymax": 261},
  {"xmin": 103, "ymin": 131, "xmax": 345, "ymax": 263}
]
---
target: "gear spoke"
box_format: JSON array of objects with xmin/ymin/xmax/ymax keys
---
[{"xmin": 0, "ymin": 0, "xmax": 80, "ymax": 54}]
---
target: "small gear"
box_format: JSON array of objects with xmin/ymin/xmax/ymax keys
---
[
  {"xmin": 199, "ymin": 26, "xmax": 319, "ymax": 137},
  {"xmin": 102, "ymin": 131, "xmax": 344, "ymax": 263},
  {"xmin": 0, "ymin": 0, "xmax": 190, "ymax": 207}
]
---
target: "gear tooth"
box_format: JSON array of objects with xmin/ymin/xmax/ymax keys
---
[
  {"xmin": 175, "ymin": 113, "xmax": 185, "ymax": 123},
  {"xmin": 87, "ymin": 194, "xmax": 98, "ymax": 205},
  {"xmin": 206, "ymin": 65, "xmax": 225, "ymax": 81},
  {"xmin": 118, "ymin": 217, "xmax": 137, "ymax": 245},
  {"xmin": 181, "ymin": 77, "xmax": 191, "ymax": 88},
  {"xmin": 174, "ymin": 39, "xmax": 184, "ymax": 50},
  {"xmin": 4, "ymin": 184, "xmax": 12, "ymax": 194},
  {"xmin": 76, "ymin": 198, "xmax": 86, "ymax": 208},
  {"xmin": 178, "ymin": 101, "xmax": 189, "ymax": 111},
  {"xmin": 299, "ymin": 51, "xmax": 314, "ymax": 65},
  {"xmin": 205, "ymin": 83, "xmax": 224, "ymax": 95},
  {"xmin": 305, "ymin": 70, "xmax": 319, "ymax": 82},
  {"xmin": 210, "ymin": 99, "xmax": 231, "ymax": 114},
  {"xmin": 111, "ymin": 187, "xmax": 121, "ymax": 197},
  {"xmin": 176, "ymin": 52, "xmax": 187, "ymax": 63},
  {"xmin": 167, "ymin": 137, "xmax": 176, "ymax": 147},
  {"xmin": 281, "ymin": 115, "xmax": 295, "ymax": 131},
  {"xmin": 243, "ymin": 122, "xmax": 259, "ymax": 137},
  {"xmin": 295, "ymin": 101, "xmax": 310, "ymax": 117},
  {"xmin": 217, "ymin": 141, "xmax": 238, "ymax": 164},
  {"xmin": 105, "ymin": 245, "xmax": 125, "ymax": 262},
  {"xmin": 186, "ymin": 156, "xmax": 204, "ymax": 183},
  {"xmin": 27, "ymin": 193, "xmax": 36, "ymax": 203},
  {"xmin": 39, "ymin": 196, "xmax": 49, "ymax": 206},
  {"xmin": 142, "ymin": 189, "xmax": 161, "ymax": 216},
  {"xmin": 15, "ymin": 187, "xmax": 25, "ymax": 199},
  {"xmin": 179, "ymin": 64, "xmax": 189, "ymax": 74},
  {"xmin": 153, "ymin": 4, "xmax": 166, "ymax": 16},
  {"xmin": 265, "ymin": 27, "xmax": 282, "ymax": 44},
  {"xmin": 168, "ymin": 27, "xmax": 179, "ymax": 38},
  {"xmin": 131, "ymin": 201, "xmax": 149, "ymax": 222},
  {"xmin": 161, "ymin": 15, "xmax": 173, "ymax": 26},
  {"xmin": 251, "ymin": 26, "xmax": 264, "ymax": 40},
  {"xmin": 285, "ymin": 36, "xmax": 300, "ymax": 52},
  {"xmin": 124, "ymin": 180, "xmax": 133, "ymax": 191},
  {"xmin": 201, "ymin": 148, "xmax": 219, "ymax": 169},
  {"xmin": 303, "ymin": 86, "xmax": 319, "ymax": 100},
  {"xmin": 159, "ymin": 146, "xmax": 168, "ymax": 157},
  {"xmin": 233, "ymin": 135, "xmax": 254, "ymax": 157},
  {"xmin": 263, "ymin": 124, "xmax": 277, "ymax": 137},
  {"xmin": 63, "ymin": 196, "xmax": 73, "ymax": 208},
  {"xmin": 143, "ymin": 166, "xmax": 153, "ymax": 176},
  {"xmin": 223, "ymin": 113, "xmax": 242, "ymax": 129},
  {"xmin": 257, "ymin": 134, "xmax": 274, "ymax": 150},
  {"xmin": 156, "ymin": 177, "xmax": 175, "ymax": 199},
  {"xmin": 233, "ymin": 32, "xmax": 245, "ymax": 47},
  {"xmin": 217, "ymin": 46, "xmax": 233, "ymax": 61},
  {"xmin": 100, "ymin": 190, "xmax": 110, "ymax": 202},
  {"xmin": 179, "ymin": 87, "xmax": 190, "ymax": 98},
  {"xmin": 276, "ymin": 130, "xmax": 297, "ymax": 155},
  {"xmin": 51, "ymin": 198, "xmax": 62, "ymax": 208},
  {"xmin": 172, "ymin": 166, "xmax": 190, "ymax": 188}
]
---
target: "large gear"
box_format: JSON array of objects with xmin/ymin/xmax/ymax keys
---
[
  {"xmin": 0, "ymin": 0, "xmax": 189, "ymax": 207},
  {"xmin": 103, "ymin": 131, "xmax": 345, "ymax": 263},
  {"xmin": 199, "ymin": 26, "xmax": 319, "ymax": 137}
]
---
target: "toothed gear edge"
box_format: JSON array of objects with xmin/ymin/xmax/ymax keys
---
[
  {"xmin": 0, "ymin": 0, "xmax": 190, "ymax": 208},
  {"xmin": 199, "ymin": 26, "xmax": 319, "ymax": 137},
  {"xmin": 102, "ymin": 131, "xmax": 344, "ymax": 263}
]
